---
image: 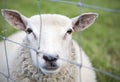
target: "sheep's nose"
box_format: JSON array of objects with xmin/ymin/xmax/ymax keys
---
[{"xmin": 43, "ymin": 54, "xmax": 59, "ymax": 62}]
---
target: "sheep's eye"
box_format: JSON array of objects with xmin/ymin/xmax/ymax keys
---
[
  {"xmin": 67, "ymin": 29, "xmax": 73, "ymax": 34},
  {"xmin": 26, "ymin": 28, "xmax": 33, "ymax": 34}
]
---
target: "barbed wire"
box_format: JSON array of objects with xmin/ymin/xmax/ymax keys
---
[{"xmin": 49, "ymin": 0, "xmax": 120, "ymax": 13}]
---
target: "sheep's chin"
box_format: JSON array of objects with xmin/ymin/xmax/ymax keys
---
[{"xmin": 40, "ymin": 68, "xmax": 60, "ymax": 75}]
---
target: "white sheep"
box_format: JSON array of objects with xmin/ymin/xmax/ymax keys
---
[{"xmin": 0, "ymin": 9, "xmax": 98, "ymax": 82}]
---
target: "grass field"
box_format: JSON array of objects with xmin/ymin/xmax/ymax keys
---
[{"xmin": 0, "ymin": 0, "xmax": 120, "ymax": 82}]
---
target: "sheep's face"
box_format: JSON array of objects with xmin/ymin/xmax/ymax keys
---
[
  {"xmin": 27, "ymin": 15, "xmax": 73, "ymax": 74},
  {"xmin": 2, "ymin": 9, "xmax": 98, "ymax": 75}
]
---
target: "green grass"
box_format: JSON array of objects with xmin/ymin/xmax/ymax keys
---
[{"xmin": 0, "ymin": 0, "xmax": 120, "ymax": 82}]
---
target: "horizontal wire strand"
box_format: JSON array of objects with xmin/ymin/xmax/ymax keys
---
[
  {"xmin": 59, "ymin": 57, "xmax": 120, "ymax": 81},
  {"xmin": 49, "ymin": 0, "xmax": 120, "ymax": 13},
  {"xmin": 0, "ymin": 36, "xmax": 37, "ymax": 52}
]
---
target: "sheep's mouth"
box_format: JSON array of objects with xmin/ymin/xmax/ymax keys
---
[
  {"xmin": 43, "ymin": 65, "xmax": 59, "ymax": 71},
  {"xmin": 40, "ymin": 62, "xmax": 60, "ymax": 74},
  {"xmin": 43, "ymin": 62, "xmax": 59, "ymax": 71}
]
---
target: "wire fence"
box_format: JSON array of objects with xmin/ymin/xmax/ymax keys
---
[{"xmin": 0, "ymin": 0, "xmax": 120, "ymax": 82}]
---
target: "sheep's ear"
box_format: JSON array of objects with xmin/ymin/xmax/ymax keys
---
[
  {"xmin": 1, "ymin": 9, "xmax": 28, "ymax": 31},
  {"xmin": 72, "ymin": 13, "xmax": 98, "ymax": 32}
]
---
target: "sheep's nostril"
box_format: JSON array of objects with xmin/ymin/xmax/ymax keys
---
[{"xmin": 43, "ymin": 54, "xmax": 59, "ymax": 62}]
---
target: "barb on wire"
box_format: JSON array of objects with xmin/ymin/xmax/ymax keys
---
[
  {"xmin": 0, "ymin": 36, "xmax": 37, "ymax": 52},
  {"xmin": 60, "ymin": 57, "xmax": 120, "ymax": 81},
  {"xmin": 49, "ymin": 0, "xmax": 120, "ymax": 13}
]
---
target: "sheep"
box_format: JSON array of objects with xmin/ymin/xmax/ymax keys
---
[{"xmin": 0, "ymin": 9, "xmax": 98, "ymax": 82}]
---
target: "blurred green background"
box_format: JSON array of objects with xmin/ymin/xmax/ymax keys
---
[{"xmin": 0, "ymin": 0, "xmax": 120, "ymax": 82}]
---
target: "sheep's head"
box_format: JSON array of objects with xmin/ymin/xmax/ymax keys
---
[{"xmin": 1, "ymin": 9, "xmax": 98, "ymax": 75}]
